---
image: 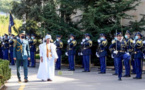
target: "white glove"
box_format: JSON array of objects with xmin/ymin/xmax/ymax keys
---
[
  {"xmin": 2, "ymin": 42, "xmax": 4, "ymax": 45},
  {"xmin": 111, "ymin": 54, "xmax": 114, "ymax": 58},
  {"xmin": 65, "ymin": 52, "xmax": 68, "ymax": 56},
  {"xmin": 126, "ymin": 52, "xmax": 130, "ymax": 56},
  {"xmin": 82, "ymin": 39, "xmax": 85, "ymax": 42},
  {"xmin": 133, "ymin": 40, "xmax": 135, "ymax": 44},
  {"xmin": 143, "ymin": 41, "xmax": 145, "ymax": 44},
  {"xmin": 9, "ymin": 50, "xmax": 10, "ymax": 53},
  {"xmin": 113, "ymin": 50, "xmax": 118, "ymax": 54},
  {"xmin": 81, "ymin": 42, "xmax": 83, "ymax": 45},
  {"xmin": 67, "ymin": 40, "xmax": 70, "ymax": 43},
  {"xmin": 98, "ymin": 39, "xmax": 101, "ymax": 43},
  {"xmin": 96, "ymin": 52, "xmax": 99, "ymax": 57},
  {"xmin": 80, "ymin": 52, "xmax": 83, "ymax": 55},
  {"xmin": 143, "ymin": 54, "xmax": 145, "ymax": 59}
]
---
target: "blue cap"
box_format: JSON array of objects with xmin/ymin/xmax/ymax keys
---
[
  {"xmin": 100, "ymin": 33, "xmax": 106, "ymax": 37},
  {"xmin": 117, "ymin": 32, "xmax": 122, "ymax": 36},
  {"xmin": 125, "ymin": 30, "xmax": 131, "ymax": 35},
  {"xmin": 56, "ymin": 35, "xmax": 61, "ymax": 38},
  {"xmin": 31, "ymin": 34, "xmax": 35, "ymax": 36},
  {"xmin": 47, "ymin": 33, "xmax": 50, "ymax": 35},
  {"xmin": 70, "ymin": 34, "xmax": 75, "ymax": 37},
  {"xmin": 135, "ymin": 32, "xmax": 142, "ymax": 37},
  {"xmin": 85, "ymin": 33, "xmax": 91, "ymax": 37},
  {"xmin": 19, "ymin": 31, "xmax": 26, "ymax": 35}
]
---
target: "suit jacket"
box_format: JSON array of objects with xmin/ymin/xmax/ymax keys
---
[{"xmin": 13, "ymin": 39, "xmax": 30, "ymax": 60}]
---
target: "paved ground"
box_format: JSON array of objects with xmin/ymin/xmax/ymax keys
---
[{"xmin": 4, "ymin": 63, "xmax": 145, "ymax": 90}]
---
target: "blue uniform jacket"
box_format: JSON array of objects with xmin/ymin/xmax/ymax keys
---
[
  {"xmin": 54, "ymin": 40, "xmax": 63, "ymax": 55},
  {"xmin": 109, "ymin": 39, "xmax": 127, "ymax": 58},
  {"xmin": 67, "ymin": 40, "xmax": 77, "ymax": 55},
  {"xmin": 82, "ymin": 39, "xmax": 92, "ymax": 55},
  {"xmin": 97, "ymin": 39, "xmax": 108, "ymax": 57}
]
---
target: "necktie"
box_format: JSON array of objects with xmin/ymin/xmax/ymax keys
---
[{"xmin": 46, "ymin": 44, "xmax": 49, "ymax": 58}]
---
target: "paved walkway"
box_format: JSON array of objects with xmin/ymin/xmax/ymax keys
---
[{"xmin": 4, "ymin": 64, "xmax": 145, "ymax": 90}]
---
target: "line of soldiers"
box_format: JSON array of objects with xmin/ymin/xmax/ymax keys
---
[
  {"xmin": 51, "ymin": 31, "xmax": 145, "ymax": 81},
  {"xmin": 0, "ymin": 30, "xmax": 145, "ymax": 81},
  {"xmin": 0, "ymin": 33, "xmax": 37, "ymax": 67}
]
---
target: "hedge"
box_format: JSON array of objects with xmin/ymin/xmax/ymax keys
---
[{"xmin": 0, "ymin": 59, "xmax": 11, "ymax": 88}]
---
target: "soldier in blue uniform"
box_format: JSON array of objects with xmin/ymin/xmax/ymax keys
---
[
  {"xmin": 111, "ymin": 33, "xmax": 118, "ymax": 75},
  {"xmin": 124, "ymin": 30, "xmax": 133, "ymax": 76},
  {"xmin": 9, "ymin": 34, "xmax": 15, "ymax": 65},
  {"xmin": 66, "ymin": 34, "xmax": 77, "ymax": 71},
  {"xmin": 109, "ymin": 32, "xmax": 131, "ymax": 81},
  {"xmin": 96, "ymin": 33, "xmax": 108, "ymax": 74},
  {"xmin": 54, "ymin": 35, "xmax": 63, "ymax": 70},
  {"xmin": 30, "ymin": 34, "xmax": 37, "ymax": 67},
  {"xmin": 13, "ymin": 31, "xmax": 30, "ymax": 82},
  {"xmin": 26, "ymin": 34, "xmax": 31, "ymax": 67},
  {"xmin": 3, "ymin": 34, "xmax": 9, "ymax": 60},
  {"xmin": 133, "ymin": 32, "xmax": 143, "ymax": 79},
  {"xmin": 82, "ymin": 33, "xmax": 92, "ymax": 72}
]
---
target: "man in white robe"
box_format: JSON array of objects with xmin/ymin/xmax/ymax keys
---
[{"xmin": 37, "ymin": 35, "xmax": 58, "ymax": 81}]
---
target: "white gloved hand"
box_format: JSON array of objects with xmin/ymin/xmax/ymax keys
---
[
  {"xmin": 98, "ymin": 39, "xmax": 101, "ymax": 43},
  {"xmin": 113, "ymin": 50, "xmax": 118, "ymax": 54},
  {"xmin": 2, "ymin": 42, "xmax": 4, "ymax": 45},
  {"xmin": 133, "ymin": 40, "xmax": 136, "ymax": 44},
  {"xmin": 67, "ymin": 40, "xmax": 70, "ymax": 43},
  {"xmin": 111, "ymin": 54, "xmax": 114, "ymax": 58},
  {"xmin": 65, "ymin": 52, "xmax": 68, "ymax": 56},
  {"xmin": 9, "ymin": 50, "xmax": 10, "ymax": 53},
  {"xmin": 80, "ymin": 52, "xmax": 83, "ymax": 55},
  {"xmin": 82, "ymin": 39, "xmax": 85, "ymax": 42},
  {"xmin": 126, "ymin": 52, "xmax": 130, "ymax": 56},
  {"xmin": 143, "ymin": 41, "xmax": 145, "ymax": 44},
  {"xmin": 81, "ymin": 42, "xmax": 83, "ymax": 45},
  {"xmin": 96, "ymin": 52, "xmax": 100, "ymax": 57}
]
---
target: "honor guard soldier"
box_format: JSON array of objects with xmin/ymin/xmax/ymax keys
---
[
  {"xmin": 79, "ymin": 38, "xmax": 86, "ymax": 68},
  {"xmin": 30, "ymin": 34, "xmax": 37, "ymax": 67},
  {"xmin": 109, "ymin": 32, "xmax": 131, "ymax": 81},
  {"xmin": 3, "ymin": 34, "xmax": 9, "ymax": 60},
  {"xmin": 96, "ymin": 33, "xmax": 108, "ymax": 74},
  {"xmin": 54, "ymin": 35, "xmax": 63, "ymax": 70},
  {"xmin": 124, "ymin": 30, "xmax": 134, "ymax": 76},
  {"xmin": 82, "ymin": 33, "xmax": 92, "ymax": 72},
  {"xmin": 133, "ymin": 32, "xmax": 143, "ymax": 79},
  {"xmin": 111, "ymin": 33, "xmax": 118, "ymax": 75},
  {"xmin": 26, "ymin": 34, "xmax": 31, "ymax": 66},
  {"xmin": 66, "ymin": 34, "xmax": 77, "ymax": 71},
  {"xmin": 9, "ymin": 34, "xmax": 15, "ymax": 65}
]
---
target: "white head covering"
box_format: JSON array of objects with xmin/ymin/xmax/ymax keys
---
[{"xmin": 45, "ymin": 35, "xmax": 52, "ymax": 40}]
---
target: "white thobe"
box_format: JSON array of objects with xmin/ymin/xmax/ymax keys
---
[{"xmin": 37, "ymin": 43, "xmax": 58, "ymax": 81}]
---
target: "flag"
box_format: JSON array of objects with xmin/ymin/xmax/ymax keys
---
[{"xmin": 8, "ymin": 13, "xmax": 15, "ymax": 33}]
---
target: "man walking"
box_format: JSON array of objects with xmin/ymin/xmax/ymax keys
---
[{"xmin": 13, "ymin": 31, "xmax": 30, "ymax": 82}]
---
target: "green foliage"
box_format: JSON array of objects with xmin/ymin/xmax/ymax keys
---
[
  {"xmin": 0, "ymin": 15, "xmax": 22, "ymax": 36},
  {"xmin": 0, "ymin": 59, "xmax": 11, "ymax": 87},
  {"xmin": 10, "ymin": 0, "xmax": 145, "ymax": 65}
]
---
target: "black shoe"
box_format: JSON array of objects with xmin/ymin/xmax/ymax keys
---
[
  {"xmin": 86, "ymin": 70, "xmax": 90, "ymax": 72},
  {"xmin": 123, "ymin": 75, "xmax": 131, "ymax": 77},
  {"xmin": 133, "ymin": 77, "xmax": 142, "ymax": 79},
  {"xmin": 118, "ymin": 78, "xmax": 122, "ymax": 81},
  {"xmin": 112, "ymin": 73, "xmax": 117, "ymax": 75},
  {"xmin": 18, "ymin": 79, "xmax": 21, "ymax": 82},
  {"xmin": 98, "ymin": 72, "xmax": 106, "ymax": 74},
  {"xmin": 24, "ymin": 79, "xmax": 28, "ymax": 83}
]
